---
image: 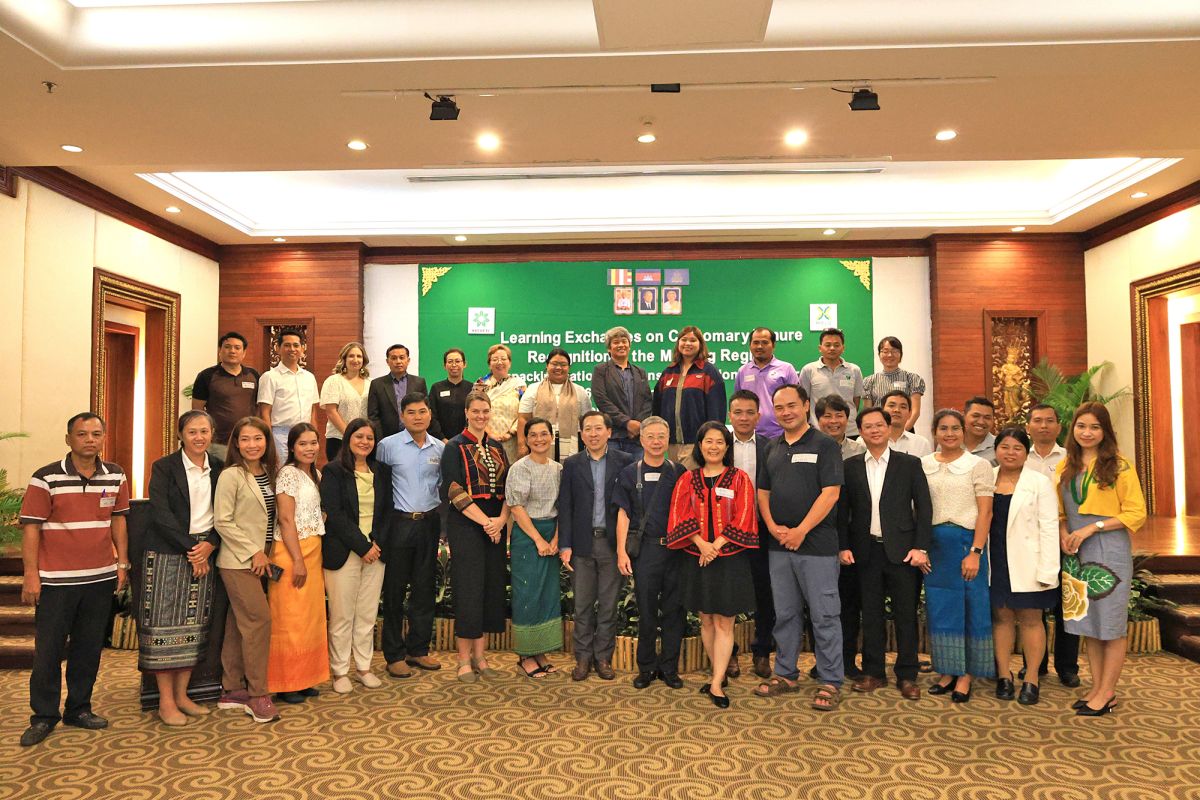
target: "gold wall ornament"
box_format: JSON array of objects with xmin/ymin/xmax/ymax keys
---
[
  {"xmin": 988, "ymin": 316, "xmax": 1035, "ymax": 429},
  {"xmin": 839, "ymin": 260, "xmax": 871, "ymax": 291},
  {"xmin": 422, "ymin": 266, "xmax": 452, "ymax": 296}
]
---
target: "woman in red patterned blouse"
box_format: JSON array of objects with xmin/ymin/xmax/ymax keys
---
[{"xmin": 667, "ymin": 421, "xmax": 758, "ymax": 708}]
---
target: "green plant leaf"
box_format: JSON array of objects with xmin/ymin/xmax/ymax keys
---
[
  {"xmin": 1079, "ymin": 562, "xmax": 1120, "ymax": 599},
  {"xmin": 1062, "ymin": 554, "xmax": 1082, "ymax": 579}
]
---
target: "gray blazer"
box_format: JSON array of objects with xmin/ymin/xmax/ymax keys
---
[
  {"xmin": 591, "ymin": 360, "xmax": 652, "ymax": 439},
  {"xmin": 214, "ymin": 467, "xmax": 271, "ymax": 570}
]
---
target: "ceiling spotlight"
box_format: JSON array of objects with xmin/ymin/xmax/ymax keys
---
[
  {"xmin": 935, "ymin": 129, "xmax": 957, "ymax": 141},
  {"xmin": 784, "ymin": 129, "xmax": 808, "ymax": 147},
  {"xmin": 1011, "ymin": 226, "xmax": 1026, "ymax": 232},
  {"xmin": 60, "ymin": 144, "xmax": 83, "ymax": 153},
  {"xmin": 637, "ymin": 121, "xmax": 656, "ymax": 144},
  {"xmin": 848, "ymin": 89, "xmax": 880, "ymax": 111},
  {"xmin": 477, "ymin": 132, "xmax": 500, "ymax": 151},
  {"xmin": 454, "ymin": 235, "xmax": 467, "ymax": 242},
  {"xmin": 165, "ymin": 206, "xmax": 181, "ymax": 214},
  {"xmin": 273, "ymin": 237, "xmax": 287, "ymax": 242},
  {"xmin": 427, "ymin": 93, "xmax": 460, "ymax": 121},
  {"xmin": 346, "ymin": 139, "xmax": 368, "ymax": 151},
  {"xmin": 1130, "ymin": 191, "xmax": 1149, "ymax": 199},
  {"xmin": 823, "ymin": 228, "xmax": 837, "ymax": 236}
]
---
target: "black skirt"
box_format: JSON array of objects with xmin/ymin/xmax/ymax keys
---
[{"xmin": 679, "ymin": 549, "xmax": 756, "ymax": 617}]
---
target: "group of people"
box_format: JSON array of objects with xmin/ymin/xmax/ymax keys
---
[{"xmin": 16, "ymin": 323, "xmax": 1145, "ymax": 746}]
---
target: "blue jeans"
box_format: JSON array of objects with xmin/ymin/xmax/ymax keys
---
[{"xmin": 609, "ymin": 437, "xmax": 643, "ymax": 462}]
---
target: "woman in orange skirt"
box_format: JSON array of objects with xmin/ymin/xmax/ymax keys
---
[{"xmin": 268, "ymin": 423, "xmax": 330, "ymax": 703}]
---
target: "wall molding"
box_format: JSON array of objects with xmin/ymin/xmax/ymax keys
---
[
  {"xmin": 1084, "ymin": 179, "xmax": 1200, "ymax": 250},
  {"xmin": 0, "ymin": 166, "xmax": 15, "ymax": 198}
]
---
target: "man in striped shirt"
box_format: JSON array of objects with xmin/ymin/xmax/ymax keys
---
[{"xmin": 18, "ymin": 412, "xmax": 130, "ymax": 747}]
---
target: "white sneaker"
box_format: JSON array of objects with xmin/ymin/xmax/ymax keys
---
[
  {"xmin": 332, "ymin": 675, "xmax": 354, "ymax": 694},
  {"xmin": 357, "ymin": 671, "xmax": 382, "ymax": 688}
]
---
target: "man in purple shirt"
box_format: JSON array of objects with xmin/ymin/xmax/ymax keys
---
[{"xmin": 734, "ymin": 327, "xmax": 799, "ymax": 439}]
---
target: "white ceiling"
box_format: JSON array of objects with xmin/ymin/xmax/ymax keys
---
[{"xmin": 2, "ymin": 1, "xmax": 1200, "ymax": 247}]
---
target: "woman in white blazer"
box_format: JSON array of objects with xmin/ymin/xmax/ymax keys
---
[{"xmin": 988, "ymin": 427, "xmax": 1060, "ymax": 706}]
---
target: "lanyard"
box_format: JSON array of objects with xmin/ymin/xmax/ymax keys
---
[{"xmin": 1070, "ymin": 465, "xmax": 1094, "ymax": 506}]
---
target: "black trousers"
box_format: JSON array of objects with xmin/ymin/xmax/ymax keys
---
[
  {"xmin": 633, "ymin": 541, "xmax": 685, "ymax": 675},
  {"xmin": 381, "ymin": 515, "xmax": 440, "ymax": 661},
  {"xmin": 446, "ymin": 513, "xmax": 508, "ymax": 640},
  {"xmin": 1038, "ymin": 596, "xmax": 1081, "ymax": 676},
  {"xmin": 840, "ymin": 561, "xmax": 862, "ymax": 671},
  {"xmin": 29, "ymin": 579, "xmax": 115, "ymax": 726},
  {"xmin": 747, "ymin": 538, "xmax": 776, "ymax": 657},
  {"xmin": 859, "ymin": 541, "xmax": 921, "ymax": 682}
]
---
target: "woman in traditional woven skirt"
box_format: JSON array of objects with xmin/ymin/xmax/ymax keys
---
[
  {"xmin": 267, "ymin": 423, "xmax": 330, "ymax": 702},
  {"xmin": 140, "ymin": 410, "xmax": 222, "ymax": 726},
  {"xmin": 505, "ymin": 417, "xmax": 565, "ymax": 677}
]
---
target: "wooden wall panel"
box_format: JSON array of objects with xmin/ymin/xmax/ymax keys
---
[{"xmin": 929, "ymin": 235, "xmax": 1087, "ymax": 416}]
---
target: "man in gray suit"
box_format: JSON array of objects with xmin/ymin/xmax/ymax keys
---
[{"xmin": 591, "ymin": 326, "xmax": 651, "ymax": 461}]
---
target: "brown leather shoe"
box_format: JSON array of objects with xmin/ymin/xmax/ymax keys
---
[
  {"xmin": 752, "ymin": 656, "xmax": 772, "ymax": 679},
  {"xmin": 725, "ymin": 657, "xmax": 741, "ymax": 680},
  {"xmin": 853, "ymin": 675, "xmax": 886, "ymax": 693},
  {"xmin": 897, "ymin": 679, "xmax": 921, "ymax": 700},
  {"xmin": 571, "ymin": 659, "xmax": 592, "ymax": 681},
  {"xmin": 596, "ymin": 660, "xmax": 616, "ymax": 680},
  {"xmin": 386, "ymin": 661, "xmax": 412, "ymax": 679},
  {"xmin": 405, "ymin": 655, "xmax": 442, "ymax": 671}
]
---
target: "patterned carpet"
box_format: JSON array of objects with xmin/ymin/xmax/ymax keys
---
[{"xmin": 0, "ymin": 650, "xmax": 1197, "ymax": 800}]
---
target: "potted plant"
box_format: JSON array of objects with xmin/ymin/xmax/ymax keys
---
[
  {"xmin": 0, "ymin": 432, "xmax": 30, "ymax": 555},
  {"xmin": 1027, "ymin": 359, "xmax": 1130, "ymax": 439}
]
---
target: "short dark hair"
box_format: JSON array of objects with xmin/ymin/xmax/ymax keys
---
[
  {"xmin": 932, "ymin": 408, "xmax": 966, "ymax": 430},
  {"xmin": 729, "ymin": 389, "xmax": 760, "ymax": 410},
  {"xmin": 964, "ymin": 396, "xmax": 995, "ymax": 413},
  {"xmin": 819, "ymin": 327, "xmax": 845, "ymax": 344},
  {"xmin": 815, "ymin": 394, "xmax": 852, "ymax": 418},
  {"xmin": 67, "ymin": 411, "xmax": 105, "ymax": 433},
  {"xmin": 772, "ymin": 383, "xmax": 809, "ymax": 404},
  {"xmin": 856, "ymin": 406, "xmax": 891, "ymax": 429},
  {"xmin": 177, "ymin": 409, "xmax": 214, "ymax": 435},
  {"xmin": 1029, "ymin": 403, "xmax": 1057, "ymax": 416},
  {"xmin": 579, "ymin": 409, "xmax": 612, "ymax": 429},
  {"xmin": 443, "ymin": 348, "xmax": 466, "ymax": 364},
  {"xmin": 400, "ymin": 392, "xmax": 429, "ymax": 412},
  {"xmin": 750, "ymin": 327, "xmax": 776, "ymax": 344},
  {"xmin": 880, "ymin": 389, "xmax": 912, "ymax": 410},
  {"xmin": 276, "ymin": 328, "xmax": 304, "ymax": 346},
  {"xmin": 386, "ymin": 344, "xmax": 410, "ymax": 358},
  {"xmin": 523, "ymin": 416, "xmax": 552, "ymax": 438},
  {"xmin": 546, "ymin": 347, "xmax": 571, "ymax": 366},
  {"xmin": 219, "ymin": 331, "xmax": 248, "ymax": 348},
  {"xmin": 995, "ymin": 426, "xmax": 1031, "ymax": 451},
  {"xmin": 877, "ymin": 336, "xmax": 903, "ymax": 354},
  {"xmin": 691, "ymin": 421, "xmax": 734, "ymax": 468},
  {"xmin": 337, "ymin": 418, "xmax": 376, "ymax": 472}
]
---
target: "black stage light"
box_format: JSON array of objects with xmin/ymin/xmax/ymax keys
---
[
  {"xmin": 849, "ymin": 88, "xmax": 880, "ymax": 111},
  {"xmin": 428, "ymin": 94, "xmax": 460, "ymax": 120},
  {"xmin": 650, "ymin": 83, "xmax": 681, "ymax": 93}
]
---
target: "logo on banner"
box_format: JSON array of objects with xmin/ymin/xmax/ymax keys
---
[
  {"xmin": 810, "ymin": 303, "xmax": 837, "ymax": 330},
  {"xmin": 468, "ymin": 307, "xmax": 495, "ymax": 335}
]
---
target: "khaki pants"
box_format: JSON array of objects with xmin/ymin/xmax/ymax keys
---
[
  {"xmin": 220, "ymin": 568, "xmax": 271, "ymax": 697},
  {"xmin": 325, "ymin": 553, "xmax": 385, "ymax": 675},
  {"xmin": 668, "ymin": 443, "xmax": 698, "ymax": 471}
]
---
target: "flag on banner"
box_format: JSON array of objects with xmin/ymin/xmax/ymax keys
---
[
  {"xmin": 607, "ymin": 268, "xmax": 632, "ymax": 286},
  {"xmin": 664, "ymin": 268, "xmax": 690, "ymax": 285},
  {"xmin": 635, "ymin": 269, "xmax": 662, "ymax": 285}
]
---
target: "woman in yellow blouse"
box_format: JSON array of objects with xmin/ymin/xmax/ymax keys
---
[{"xmin": 1055, "ymin": 402, "xmax": 1146, "ymax": 716}]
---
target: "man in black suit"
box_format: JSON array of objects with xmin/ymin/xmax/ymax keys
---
[
  {"xmin": 558, "ymin": 410, "xmax": 634, "ymax": 681},
  {"xmin": 837, "ymin": 406, "xmax": 932, "ymax": 700},
  {"xmin": 729, "ymin": 389, "xmax": 774, "ymax": 679},
  {"xmin": 367, "ymin": 344, "xmax": 433, "ymax": 440}
]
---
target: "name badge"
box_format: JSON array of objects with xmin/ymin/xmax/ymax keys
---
[
  {"xmin": 893, "ymin": 381, "xmax": 905, "ymax": 388},
  {"xmin": 840, "ymin": 378, "xmax": 854, "ymax": 387},
  {"xmin": 440, "ymin": 390, "xmax": 451, "ymax": 397},
  {"xmin": 241, "ymin": 381, "xmax": 255, "ymax": 389},
  {"xmin": 744, "ymin": 374, "xmax": 756, "ymax": 383},
  {"xmin": 715, "ymin": 487, "xmax": 735, "ymax": 499},
  {"xmin": 645, "ymin": 473, "xmax": 660, "ymax": 482},
  {"xmin": 99, "ymin": 496, "xmax": 117, "ymax": 508},
  {"xmin": 428, "ymin": 456, "xmax": 441, "ymax": 465},
  {"xmin": 791, "ymin": 453, "xmax": 818, "ymax": 464}
]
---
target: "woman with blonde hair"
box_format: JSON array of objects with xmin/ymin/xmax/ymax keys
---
[
  {"xmin": 477, "ymin": 343, "xmax": 526, "ymax": 465},
  {"xmin": 320, "ymin": 342, "xmax": 370, "ymax": 460}
]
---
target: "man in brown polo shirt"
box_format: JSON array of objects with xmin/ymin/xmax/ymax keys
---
[{"xmin": 192, "ymin": 331, "xmax": 260, "ymax": 459}]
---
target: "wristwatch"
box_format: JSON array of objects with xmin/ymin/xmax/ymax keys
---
[
  {"xmin": 969, "ymin": 546, "xmax": 984, "ymax": 555},
  {"xmin": 1094, "ymin": 521, "xmax": 1106, "ymax": 530},
  {"xmin": 116, "ymin": 562, "xmax": 131, "ymax": 570}
]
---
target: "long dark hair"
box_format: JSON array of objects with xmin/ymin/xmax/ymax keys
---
[
  {"xmin": 226, "ymin": 416, "xmax": 278, "ymax": 484},
  {"xmin": 691, "ymin": 420, "xmax": 734, "ymax": 468},
  {"xmin": 284, "ymin": 422, "xmax": 321, "ymax": 484},
  {"xmin": 338, "ymin": 418, "xmax": 376, "ymax": 473},
  {"xmin": 670, "ymin": 325, "xmax": 711, "ymax": 367},
  {"xmin": 1063, "ymin": 402, "xmax": 1121, "ymax": 488}
]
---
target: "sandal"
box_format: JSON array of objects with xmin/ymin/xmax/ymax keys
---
[
  {"xmin": 536, "ymin": 658, "xmax": 559, "ymax": 675},
  {"xmin": 456, "ymin": 660, "xmax": 478, "ymax": 684},
  {"xmin": 812, "ymin": 684, "xmax": 840, "ymax": 712},
  {"xmin": 753, "ymin": 676, "xmax": 800, "ymax": 698},
  {"xmin": 472, "ymin": 656, "xmax": 501, "ymax": 679},
  {"xmin": 517, "ymin": 657, "xmax": 548, "ymax": 679}
]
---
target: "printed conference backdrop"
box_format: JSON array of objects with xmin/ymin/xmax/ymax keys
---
[{"xmin": 417, "ymin": 258, "xmax": 874, "ymax": 398}]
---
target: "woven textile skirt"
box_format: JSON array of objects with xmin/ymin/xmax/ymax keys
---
[
  {"xmin": 511, "ymin": 517, "xmax": 564, "ymax": 656},
  {"xmin": 267, "ymin": 535, "xmax": 331, "ymax": 692},
  {"xmin": 137, "ymin": 537, "xmax": 216, "ymax": 673},
  {"xmin": 926, "ymin": 523, "xmax": 996, "ymax": 678}
]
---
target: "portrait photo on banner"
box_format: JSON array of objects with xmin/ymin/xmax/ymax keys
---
[{"xmin": 637, "ymin": 286, "xmax": 658, "ymax": 314}]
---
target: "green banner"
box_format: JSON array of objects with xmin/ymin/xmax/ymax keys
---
[{"xmin": 417, "ymin": 258, "xmax": 873, "ymax": 396}]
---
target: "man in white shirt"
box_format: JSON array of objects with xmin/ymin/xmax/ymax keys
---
[
  {"xmin": 729, "ymin": 389, "xmax": 774, "ymax": 679},
  {"xmin": 257, "ymin": 330, "xmax": 319, "ymax": 463},
  {"xmin": 881, "ymin": 390, "xmax": 933, "ymax": 457},
  {"xmin": 1026, "ymin": 404, "xmax": 1066, "ymax": 479}
]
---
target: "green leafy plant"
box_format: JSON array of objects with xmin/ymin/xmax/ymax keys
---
[
  {"xmin": 1027, "ymin": 359, "xmax": 1131, "ymax": 442},
  {"xmin": 0, "ymin": 432, "xmax": 30, "ymax": 547}
]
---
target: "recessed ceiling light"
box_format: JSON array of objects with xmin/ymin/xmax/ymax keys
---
[
  {"xmin": 454, "ymin": 235, "xmax": 467, "ymax": 242},
  {"xmin": 273, "ymin": 237, "xmax": 287, "ymax": 243},
  {"xmin": 476, "ymin": 133, "xmax": 500, "ymax": 151},
  {"xmin": 60, "ymin": 144, "xmax": 83, "ymax": 153},
  {"xmin": 935, "ymin": 129, "xmax": 958, "ymax": 141},
  {"xmin": 823, "ymin": 228, "xmax": 836, "ymax": 236},
  {"xmin": 1011, "ymin": 226, "xmax": 1026, "ymax": 232},
  {"xmin": 1130, "ymin": 191, "xmax": 1149, "ymax": 199},
  {"xmin": 164, "ymin": 206, "xmax": 181, "ymax": 214},
  {"xmin": 346, "ymin": 139, "xmax": 368, "ymax": 151},
  {"xmin": 784, "ymin": 129, "xmax": 808, "ymax": 147},
  {"xmin": 637, "ymin": 132, "xmax": 657, "ymax": 144}
]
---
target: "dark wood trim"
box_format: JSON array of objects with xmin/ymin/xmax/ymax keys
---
[
  {"xmin": 0, "ymin": 166, "xmax": 15, "ymax": 199},
  {"xmin": 1085, "ymin": 179, "xmax": 1200, "ymax": 251},
  {"xmin": 11, "ymin": 167, "xmax": 220, "ymax": 262},
  {"xmin": 363, "ymin": 239, "xmax": 929, "ymax": 264},
  {"xmin": 929, "ymin": 232, "xmax": 1084, "ymax": 245}
]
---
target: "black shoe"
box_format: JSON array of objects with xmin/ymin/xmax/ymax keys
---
[
  {"xmin": 996, "ymin": 675, "xmax": 1016, "ymax": 701},
  {"xmin": 928, "ymin": 677, "xmax": 958, "ymax": 696},
  {"xmin": 1017, "ymin": 666, "xmax": 1049, "ymax": 681},
  {"xmin": 19, "ymin": 722, "xmax": 54, "ymax": 747},
  {"xmin": 1018, "ymin": 682, "xmax": 1040, "ymax": 705},
  {"xmin": 298, "ymin": 687, "xmax": 320, "ymax": 698},
  {"xmin": 918, "ymin": 660, "xmax": 933, "ymax": 674},
  {"xmin": 275, "ymin": 692, "xmax": 306, "ymax": 704},
  {"xmin": 62, "ymin": 711, "xmax": 108, "ymax": 730},
  {"xmin": 951, "ymin": 686, "xmax": 972, "ymax": 704},
  {"xmin": 844, "ymin": 664, "xmax": 864, "ymax": 680},
  {"xmin": 659, "ymin": 672, "xmax": 684, "ymax": 689},
  {"xmin": 808, "ymin": 666, "xmax": 819, "ymax": 680},
  {"xmin": 701, "ymin": 684, "xmax": 730, "ymax": 709},
  {"xmin": 632, "ymin": 672, "xmax": 655, "ymax": 690},
  {"xmin": 1059, "ymin": 672, "xmax": 1082, "ymax": 688},
  {"xmin": 1076, "ymin": 698, "xmax": 1115, "ymax": 716}
]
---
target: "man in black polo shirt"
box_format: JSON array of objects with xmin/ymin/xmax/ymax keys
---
[
  {"xmin": 614, "ymin": 416, "xmax": 687, "ymax": 689},
  {"xmin": 756, "ymin": 384, "xmax": 844, "ymax": 711},
  {"xmin": 191, "ymin": 331, "xmax": 259, "ymax": 460}
]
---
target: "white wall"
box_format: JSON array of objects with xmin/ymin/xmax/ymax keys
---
[
  {"xmin": 363, "ymin": 263, "xmax": 420, "ymax": 376},
  {"xmin": 872, "ymin": 256, "xmax": 934, "ymax": 435},
  {"xmin": 1084, "ymin": 203, "xmax": 1200, "ymax": 451},
  {"xmin": 0, "ymin": 180, "xmax": 219, "ymax": 484}
]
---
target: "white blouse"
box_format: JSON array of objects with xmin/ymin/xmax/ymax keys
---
[
  {"xmin": 320, "ymin": 373, "xmax": 369, "ymax": 440},
  {"xmin": 921, "ymin": 451, "xmax": 994, "ymax": 529},
  {"xmin": 275, "ymin": 464, "xmax": 326, "ymax": 540}
]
